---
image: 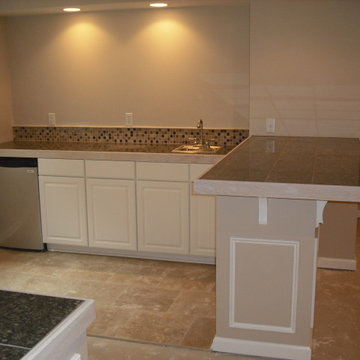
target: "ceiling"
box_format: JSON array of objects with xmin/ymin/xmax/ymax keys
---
[{"xmin": 0, "ymin": 0, "xmax": 248, "ymax": 16}]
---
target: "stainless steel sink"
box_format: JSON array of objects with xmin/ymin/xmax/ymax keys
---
[{"xmin": 172, "ymin": 144, "xmax": 222, "ymax": 154}]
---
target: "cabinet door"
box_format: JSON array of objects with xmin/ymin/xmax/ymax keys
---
[
  {"xmin": 190, "ymin": 193, "xmax": 216, "ymax": 257},
  {"xmin": 190, "ymin": 164, "xmax": 216, "ymax": 257},
  {"xmin": 39, "ymin": 176, "xmax": 87, "ymax": 246},
  {"xmin": 86, "ymin": 179, "xmax": 137, "ymax": 250},
  {"xmin": 137, "ymin": 181, "xmax": 189, "ymax": 255}
]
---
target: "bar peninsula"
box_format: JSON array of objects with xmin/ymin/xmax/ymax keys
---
[{"xmin": 193, "ymin": 136, "xmax": 360, "ymax": 360}]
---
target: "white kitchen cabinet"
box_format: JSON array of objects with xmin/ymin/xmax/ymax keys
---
[
  {"xmin": 137, "ymin": 180, "xmax": 190, "ymax": 255},
  {"xmin": 37, "ymin": 157, "xmax": 216, "ymax": 262},
  {"xmin": 39, "ymin": 176, "xmax": 88, "ymax": 247},
  {"xmin": 86, "ymin": 178, "xmax": 137, "ymax": 250},
  {"xmin": 190, "ymin": 164, "xmax": 216, "ymax": 257}
]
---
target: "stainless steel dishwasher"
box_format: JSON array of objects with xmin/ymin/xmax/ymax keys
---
[{"xmin": 0, "ymin": 157, "xmax": 44, "ymax": 250}]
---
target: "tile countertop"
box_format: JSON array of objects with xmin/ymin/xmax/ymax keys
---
[
  {"xmin": 0, "ymin": 141, "xmax": 234, "ymax": 164},
  {"xmin": 194, "ymin": 136, "xmax": 360, "ymax": 202},
  {"xmin": 0, "ymin": 290, "xmax": 88, "ymax": 360}
]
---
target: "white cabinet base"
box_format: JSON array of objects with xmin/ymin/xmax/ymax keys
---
[{"xmin": 47, "ymin": 243, "xmax": 215, "ymax": 265}]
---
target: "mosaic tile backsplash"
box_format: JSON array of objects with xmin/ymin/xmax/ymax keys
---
[{"xmin": 13, "ymin": 126, "xmax": 249, "ymax": 146}]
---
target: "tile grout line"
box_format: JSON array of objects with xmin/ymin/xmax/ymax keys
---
[{"xmin": 86, "ymin": 334, "xmax": 212, "ymax": 353}]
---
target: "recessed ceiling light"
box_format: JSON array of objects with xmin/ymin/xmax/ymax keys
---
[
  {"xmin": 63, "ymin": 7, "xmax": 81, "ymax": 12},
  {"xmin": 150, "ymin": 2, "xmax": 168, "ymax": 8}
]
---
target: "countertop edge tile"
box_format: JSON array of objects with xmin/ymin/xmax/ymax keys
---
[
  {"xmin": 194, "ymin": 136, "xmax": 360, "ymax": 202},
  {"xmin": 0, "ymin": 142, "xmax": 233, "ymax": 164}
]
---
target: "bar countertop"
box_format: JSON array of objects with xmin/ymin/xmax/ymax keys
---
[{"xmin": 194, "ymin": 136, "xmax": 360, "ymax": 202}]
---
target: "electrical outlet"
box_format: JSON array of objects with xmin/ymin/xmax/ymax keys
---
[
  {"xmin": 48, "ymin": 113, "xmax": 56, "ymax": 126},
  {"xmin": 125, "ymin": 113, "xmax": 133, "ymax": 126},
  {"xmin": 266, "ymin": 118, "xmax": 275, "ymax": 133}
]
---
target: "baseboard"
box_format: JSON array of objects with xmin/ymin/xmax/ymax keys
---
[
  {"xmin": 317, "ymin": 257, "xmax": 356, "ymax": 271},
  {"xmin": 211, "ymin": 336, "xmax": 311, "ymax": 360},
  {"xmin": 46, "ymin": 244, "xmax": 215, "ymax": 265}
]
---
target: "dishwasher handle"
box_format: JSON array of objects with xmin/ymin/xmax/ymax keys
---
[{"xmin": 0, "ymin": 157, "xmax": 38, "ymax": 168}]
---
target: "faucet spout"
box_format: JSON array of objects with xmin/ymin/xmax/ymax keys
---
[{"xmin": 197, "ymin": 119, "xmax": 204, "ymax": 145}]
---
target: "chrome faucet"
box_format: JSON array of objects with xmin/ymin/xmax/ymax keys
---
[{"xmin": 197, "ymin": 119, "xmax": 204, "ymax": 146}]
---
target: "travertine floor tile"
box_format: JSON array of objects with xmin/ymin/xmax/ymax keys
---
[
  {"xmin": 87, "ymin": 336, "xmax": 260, "ymax": 360},
  {"xmin": 106, "ymin": 272, "xmax": 163, "ymax": 287},
  {"xmin": 313, "ymin": 268, "xmax": 360, "ymax": 360},
  {"xmin": 158, "ymin": 277, "xmax": 215, "ymax": 292},
  {"xmin": 87, "ymin": 304, "xmax": 134, "ymax": 338},
  {"xmin": 158, "ymin": 265, "xmax": 216, "ymax": 291},
  {"xmin": 114, "ymin": 284, "xmax": 180, "ymax": 312},
  {"xmin": 0, "ymin": 269, "xmax": 34, "ymax": 292},
  {"xmin": 182, "ymin": 317, "xmax": 216, "ymax": 349},
  {"xmin": 1, "ymin": 226, "xmax": 360, "ymax": 360},
  {"xmin": 169, "ymin": 290, "xmax": 216, "ymax": 317},
  {"xmin": 112, "ymin": 311, "xmax": 195, "ymax": 345}
]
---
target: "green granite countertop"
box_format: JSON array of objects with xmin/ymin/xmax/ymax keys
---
[{"xmin": 0, "ymin": 290, "xmax": 83, "ymax": 360}]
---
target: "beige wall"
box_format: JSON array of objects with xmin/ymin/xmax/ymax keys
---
[
  {"xmin": 6, "ymin": 0, "xmax": 360, "ymax": 136},
  {"xmin": 250, "ymin": 0, "xmax": 360, "ymax": 137},
  {"xmin": 6, "ymin": 5, "xmax": 250, "ymax": 128},
  {"xmin": 0, "ymin": 17, "xmax": 13, "ymax": 142}
]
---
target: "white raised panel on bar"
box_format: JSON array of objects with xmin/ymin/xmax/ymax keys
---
[{"xmin": 229, "ymin": 237, "xmax": 299, "ymax": 333}]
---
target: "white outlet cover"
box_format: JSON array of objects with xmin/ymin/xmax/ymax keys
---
[
  {"xmin": 266, "ymin": 118, "xmax": 275, "ymax": 133},
  {"xmin": 48, "ymin": 113, "xmax": 56, "ymax": 126},
  {"xmin": 125, "ymin": 113, "xmax": 133, "ymax": 125}
]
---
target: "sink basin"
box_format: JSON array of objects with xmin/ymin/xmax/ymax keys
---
[{"xmin": 172, "ymin": 144, "xmax": 222, "ymax": 154}]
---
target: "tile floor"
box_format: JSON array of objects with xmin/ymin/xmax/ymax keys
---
[
  {"xmin": 0, "ymin": 250, "xmax": 216, "ymax": 349},
  {"xmin": 0, "ymin": 225, "xmax": 359, "ymax": 360}
]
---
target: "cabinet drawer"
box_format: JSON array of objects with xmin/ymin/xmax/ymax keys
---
[
  {"xmin": 136, "ymin": 162, "xmax": 189, "ymax": 181},
  {"xmin": 86, "ymin": 160, "xmax": 135, "ymax": 179},
  {"xmin": 190, "ymin": 164, "xmax": 214, "ymax": 181},
  {"xmin": 38, "ymin": 159, "xmax": 84, "ymax": 177}
]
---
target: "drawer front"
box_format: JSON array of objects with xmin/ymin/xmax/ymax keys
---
[
  {"xmin": 190, "ymin": 163, "xmax": 214, "ymax": 181},
  {"xmin": 86, "ymin": 160, "xmax": 135, "ymax": 179},
  {"xmin": 136, "ymin": 162, "xmax": 189, "ymax": 181},
  {"xmin": 38, "ymin": 159, "xmax": 84, "ymax": 177}
]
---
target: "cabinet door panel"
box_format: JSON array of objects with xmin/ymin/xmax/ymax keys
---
[
  {"xmin": 39, "ymin": 176, "xmax": 87, "ymax": 246},
  {"xmin": 190, "ymin": 194, "xmax": 216, "ymax": 257},
  {"xmin": 87, "ymin": 179, "xmax": 137, "ymax": 250},
  {"xmin": 137, "ymin": 181, "xmax": 189, "ymax": 254},
  {"xmin": 190, "ymin": 164, "xmax": 216, "ymax": 257}
]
